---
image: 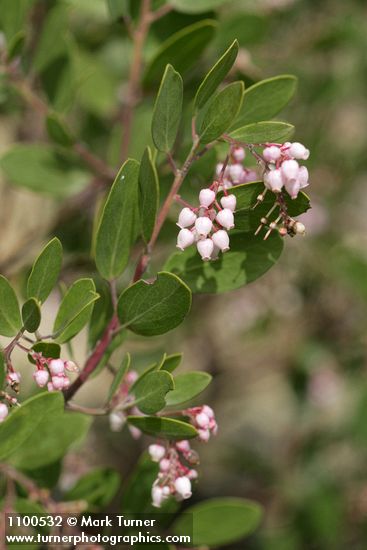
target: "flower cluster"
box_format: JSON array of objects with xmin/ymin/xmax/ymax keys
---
[
  {"xmin": 31, "ymin": 355, "xmax": 78, "ymax": 392},
  {"xmin": 176, "ymin": 187, "xmax": 236, "ymax": 261},
  {"xmin": 263, "ymin": 141, "xmax": 310, "ymax": 199},
  {"xmin": 216, "ymin": 146, "xmax": 257, "ymax": 190},
  {"xmin": 149, "ymin": 405, "xmax": 217, "ymax": 507}
]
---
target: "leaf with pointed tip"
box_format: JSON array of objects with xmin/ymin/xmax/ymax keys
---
[
  {"xmin": 139, "ymin": 147, "xmax": 159, "ymax": 243},
  {"xmin": 159, "ymin": 353, "xmax": 183, "ymax": 373},
  {"xmin": 117, "ymin": 272, "xmax": 191, "ymax": 336},
  {"xmin": 198, "ymin": 81, "xmax": 244, "ymax": 144},
  {"xmin": 166, "ymin": 371, "xmax": 212, "ymax": 407},
  {"xmin": 107, "ymin": 353, "xmax": 131, "ymax": 402},
  {"xmin": 195, "ymin": 40, "xmax": 239, "ymax": 111},
  {"xmin": 22, "ymin": 298, "xmax": 41, "ymax": 333},
  {"xmin": 127, "ymin": 416, "xmax": 198, "ymax": 440},
  {"xmin": 0, "ymin": 275, "xmax": 22, "ymax": 337},
  {"xmin": 233, "ymin": 75, "xmax": 298, "ymax": 127},
  {"xmin": 46, "ymin": 114, "xmax": 74, "ymax": 147},
  {"xmin": 151, "ymin": 65, "xmax": 183, "ymax": 153},
  {"xmin": 164, "ymin": 232, "xmax": 283, "ymax": 294},
  {"xmin": 27, "ymin": 238, "xmax": 62, "ymax": 303},
  {"xmin": 53, "ymin": 278, "xmax": 99, "ymax": 343},
  {"xmin": 133, "ymin": 371, "xmax": 174, "ymax": 415},
  {"xmin": 95, "ymin": 159, "xmax": 140, "ymax": 280},
  {"xmin": 143, "ymin": 20, "xmax": 217, "ymax": 87},
  {"xmin": 229, "ymin": 121, "xmax": 294, "ymax": 144}
]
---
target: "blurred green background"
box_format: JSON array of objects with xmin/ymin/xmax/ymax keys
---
[{"xmin": 1, "ymin": 0, "xmax": 367, "ymax": 548}]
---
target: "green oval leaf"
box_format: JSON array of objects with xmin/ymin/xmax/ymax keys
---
[
  {"xmin": 227, "ymin": 181, "xmax": 311, "ymax": 232},
  {"xmin": 195, "ymin": 39, "xmax": 239, "ymax": 111},
  {"xmin": 133, "ymin": 371, "xmax": 174, "ymax": 415},
  {"xmin": 28, "ymin": 342, "xmax": 61, "ymax": 365},
  {"xmin": 166, "ymin": 371, "xmax": 212, "ymax": 407},
  {"xmin": 22, "ymin": 298, "xmax": 41, "ymax": 333},
  {"xmin": 139, "ymin": 147, "xmax": 159, "ymax": 243},
  {"xmin": 0, "ymin": 275, "xmax": 22, "ymax": 337},
  {"xmin": 27, "ymin": 237, "xmax": 63, "ymax": 303},
  {"xmin": 95, "ymin": 159, "xmax": 140, "ymax": 280},
  {"xmin": 53, "ymin": 278, "xmax": 99, "ymax": 343},
  {"xmin": 143, "ymin": 20, "xmax": 217, "ymax": 87},
  {"xmin": 230, "ymin": 121, "xmax": 294, "ymax": 144},
  {"xmin": 164, "ymin": 232, "xmax": 283, "ymax": 293},
  {"xmin": 64, "ymin": 467, "xmax": 121, "ymax": 508},
  {"xmin": 117, "ymin": 272, "xmax": 191, "ymax": 336},
  {"xmin": 46, "ymin": 113, "xmax": 74, "ymax": 147},
  {"xmin": 0, "ymin": 392, "xmax": 63, "ymax": 461},
  {"xmin": 107, "ymin": 353, "xmax": 130, "ymax": 402},
  {"xmin": 198, "ymin": 81, "xmax": 244, "ymax": 144},
  {"xmin": 170, "ymin": 0, "xmax": 230, "ymax": 12},
  {"xmin": 151, "ymin": 65, "xmax": 183, "ymax": 153},
  {"xmin": 233, "ymin": 74, "xmax": 298, "ymax": 127},
  {"xmin": 159, "ymin": 353, "xmax": 183, "ymax": 373},
  {"xmin": 127, "ymin": 416, "xmax": 198, "ymax": 440},
  {"xmin": 173, "ymin": 497, "xmax": 263, "ymax": 546}
]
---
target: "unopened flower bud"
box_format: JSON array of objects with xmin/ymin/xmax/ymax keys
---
[
  {"xmin": 149, "ymin": 444, "xmax": 166, "ymax": 463},
  {"xmin": 298, "ymin": 165, "xmax": 309, "ymax": 188},
  {"xmin": 229, "ymin": 163, "xmax": 244, "ymax": 183},
  {"xmin": 176, "ymin": 440, "xmax": 191, "ymax": 453},
  {"xmin": 202, "ymin": 405, "xmax": 215, "ymax": 418},
  {"xmin": 174, "ymin": 476, "xmax": 192, "ymax": 500},
  {"xmin": 195, "ymin": 216, "xmax": 213, "ymax": 236},
  {"xmin": 199, "ymin": 188, "xmax": 216, "ymax": 208},
  {"xmin": 197, "ymin": 238, "xmax": 214, "ymax": 261},
  {"xmin": 263, "ymin": 145, "xmax": 281, "ymax": 162},
  {"xmin": 242, "ymin": 169, "xmax": 258, "ymax": 183},
  {"xmin": 188, "ymin": 469, "xmax": 198, "ymax": 480},
  {"xmin": 220, "ymin": 194, "xmax": 236, "ymax": 212},
  {"xmin": 216, "ymin": 208, "xmax": 234, "ymax": 230},
  {"xmin": 62, "ymin": 376, "xmax": 70, "ymax": 389},
  {"xmin": 0, "ymin": 403, "xmax": 8, "ymax": 422},
  {"xmin": 198, "ymin": 429, "xmax": 210, "ymax": 442},
  {"xmin": 8, "ymin": 372, "xmax": 21, "ymax": 384},
  {"xmin": 152, "ymin": 486, "xmax": 165, "ymax": 508},
  {"xmin": 51, "ymin": 375, "xmax": 65, "ymax": 390},
  {"xmin": 49, "ymin": 359, "xmax": 65, "ymax": 375},
  {"xmin": 285, "ymin": 179, "xmax": 301, "ymax": 199},
  {"xmin": 177, "ymin": 228, "xmax": 195, "ymax": 251},
  {"xmin": 109, "ymin": 411, "xmax": 125, "ymax": 432},
  {"xmin": 126, "ymin": 370, "xmax": 139, "ymax": 385},
  {"xmin": 196, "ymin": 412, "xmax": 210, "ymax": 429},
  {"xmin": 289, "ymin": 142, "xmax": 310, "ymax": 160},
  {"xmin": 232, "ymin": 147, "xmax": 246, "ymax": 162},
  {"xmin": 294, "ymin": 221, "xmax": 306, "ymax": 235},
  {"xmin": 65, "ymin": 360, "xmax": 78, "ymax": 372},
  {"xmin": 159, "ymin": 458, "xmax": 170, "ymax": 472},
  {"xmin": 264, "ymin": 169, "xmax": 284, "ymax": 192},
  {"xmin": 177, "ymin": 207, "xmax": 197, "ymax": 229},
  {"xmin": 281, "ymin": 159, "xmax": 299, "ymax": 182},
  {"xmin": 212, "ymin": 230, "xmax": 230, "ymax": 252},
  {"xmin": 33, "ymin": 369, "xmax": 49, "ymax": 387},
  {"xmin": 47, "ymin": 382, "xmax": 54, "ymax": 392}
]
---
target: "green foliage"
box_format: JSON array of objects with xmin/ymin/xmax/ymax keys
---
[
  {"xmin": 0, "ymin": 0, "xmax": 35, "ymax": 41},
  {"xmin": 151, "ymin": 65, "xmax": 183, "ymax": 153},
  {"xmin": 95, "ymin": 159, "xmax": 140, "ymax": 280},
  {"xmin": 195, "ymin": 39, "xmax": 239, "ymax": 111},
  {"xmin": 133, "ymin": 370, "xmax": 174, "ymax": 414},
  {"xmin": 53, "ymin": 278, "xmax": 99, "ymax": 343},
  {"xmin": 107, "ymin": 353, "xmax": 130, "ymax": 402},
  {"xmin": 165, "ymin": 232, "xmax": 283, "ymax": 293},
  {"xmin": 106, "ymin": 0, "xmax": 129, "ymax": 19},
  {"xmin": 64, "ymin": 467, "xmax": 121, "ymax": 508},
  {"xmin": 127, "ymin": 415, "xmax": 198, "ymax": 440},
  {"xmin": 139, "ymin": 147, "xmax": 159, "ymax": 243},
  {"xmin": 21, "ymin": 298, "xmax": 41, "ymax": 333},
  {"xmin": 0, "ymin": 351, "xmax": 5, "ymax": 390},
  {"xmin": 27, "ymin": 237, "xmax": 63, "ymax": 303},
  {"xmin": 173, "ymin": 497, "xmax": 263, "ymax": 546},
  {"xmin": 143, "ymin": 20, "xmax": 217, "ymax": 86},
  {"xmin": 0, "ymin": 145, "xmax": 89, "ymax": 197},
  {"xmin": 165, "ymin": 371, "xmax": 212, "ymax": 407},
  {"xmin": 171, "ymin": 0, "xmax": 230, "ymax": 13},
  {"xmin": 32, "ymin": 3, "xmax": 70, "ymax": 73},
  {"xmin": 46, "ymin": 113, "xmax": 74, "ymax": 147},
  {"xmin": 198, "ymin": 81, "xmax": 244, "ymax": 143},
  {"xmin": 230, "ymin": 121, "xmax": 294, "ymax": 144},
  {"xmin": 159, "ymin": 353, "xmax": 183, "ymax": 373},
  {"xmin": 117, "ymin": 272, "xmax": 192, "ymax": 336},
  {"xmin": 0, "ymin": 275, "xmax": 22, "ymax": 337},
  {"xmin": 28, "ymin": 342, "xmax": 61, "ymax": 365},
  {"xmin": 233, "ymin": 75, "xmax": 298, "ymax": 127}
]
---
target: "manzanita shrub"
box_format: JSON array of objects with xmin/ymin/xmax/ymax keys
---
[{"xmin": 0, "ymin": 0, "xmax": 312, "ymax": 547}]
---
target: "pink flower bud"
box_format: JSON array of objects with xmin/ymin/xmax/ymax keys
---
[
  {"xmin": 148, "ymin": 444, "xmax": 166, "ymax": 463},
  {"xmin": 65, "ymin": 360, "xmax": 78, "ymax": 372},
  {"xmin": 215, "ymin": 163, "xmax": 225, "ymax": 177},
  {"xmin": 49, "ymin": 359, "xmax": 65, "ymax": 375},
  {"xmin": 216, "ymin": 208, "xmax": 234, "ymax": 230},
  {"xmin": 298, "ymin": 166, "xmax": 309, "ymax": 188},
  {"xmin": 47, "ymin": 382, "xmax": 54, "ymax": 392},
  {"xmin": 242, "ymin": 169, "xmax": 257, "ymax": 183},
  {"xmin": 263, "ymin": 146, "xmax": 281, "ymax": 162},
  {"xmin": 288, "ymin": 142, "xmax": 310, "ymax": 160},
  {"xmin": 228, "ymin": 163, "xmax": 244, "ymax": 183},
  {"xmin": 126, "ymin": 370, "xmax": 139, "ymax": 385},
  {"xmin": 159, "ymin": 458, "xmax": 170, "ymax": 472},
  {"xmin": 198, "ymin": 429, "xmax": 210, "ymax": 442},
  {"xmin": 176, "ymin": 440, "xmax": 191, "ymax": 453},
  {"xmin": 195, "ymin": 216, "xmax": 213, "ymax": 237},
  {"xmin": 177, "ymin": 207, "xmax": 197, "ymax": 229},
  {"xmin": 177, "ymin": 228, "xmax": 195, "ymax": 251},
  {"xmin": 109, "ymin": 411, "xmax": 125, "ymax": 432},
  {"xmin": 0, "ymin": 403, "xmax": 8, "ymax": 422},
  {"xmin": 199, "ymin": 188, "xmax": 216, "ymax": 208},
  {"xmin": 202, "ymin": 405, "xmax": 215, "ymax": 419},
  {"xmin": 62, "ymin": 376, "xmax": 70, "ymax": 389},
  {"xmin": 284, "ymin": 179, "xmax": 301, "ymax": 199},
  {"xmin": 264, "ymin": 169, "xmax": 284, "ymax": 192},
  {"xmin": 212, "ymin": 230, "xmax": 230, "ymax": 252},
  {"xmin": 232, "ymin": 147, "xmax": 245, "ymax": 162},
  {"xmin": 294, "ymin": 221, "xmax": 306, "ymax": 235},
  {"xmin": 152, "ymin": 486, "xmax": 165, "ymax": 508},
  {"xmin": 51, "ymin": 375, "xmax": 65, "ymax": 390},
  {"xmin": 128, "ymin": 425, "xmax": 142, "ymax": 439},
  {"xmin": 281, "ymin": 159, "xmax": 299, "ymax": 182},
  {"xmin": 33, "ymin": 369, "xmax": 49, "ymax": 387},
  {"xmin": 188, "ymin": 469, "xmax": 198, "ymax": 480},
  {"xmin": 8, "ymin": 372, "xmax": 21, "ymax": 384},
  {"xmin": 220, "ymin": 194, "xmax": 236, "ymax": 212},
  {"xmin": 174, "ymin": 476, "xmax": 192, "ymax": 500},
  {"xmin": 197, "ymin": 238, "xmax": 214, "ymax": 261},
  {"xmin": 196, "ymin": 412, "xmax": 210, "ymax": 429}
]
